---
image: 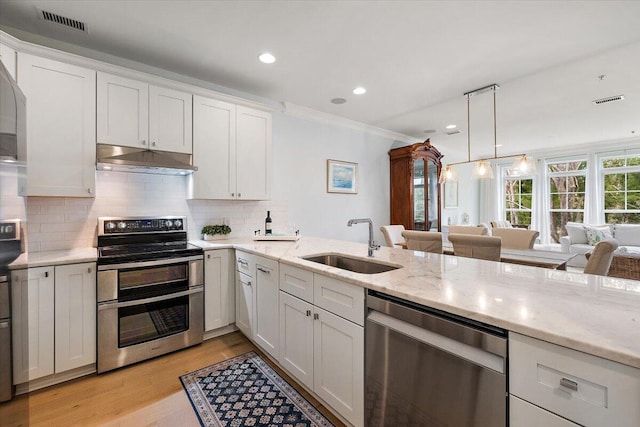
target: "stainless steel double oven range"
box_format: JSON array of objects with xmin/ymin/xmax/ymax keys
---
[{"xmin": 97, "ymin": 216, "xmax": 204, "ymax": 373}]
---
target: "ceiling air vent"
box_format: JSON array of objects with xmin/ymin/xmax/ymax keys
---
[
  {"xmin": 40, "ymin": 9, "xmax": 87, "ymax": 32},
  {"xmin": 592, "ymin": 95, "xmax": 624, "ymax": 105},
  {"xmin": 446, "ymin": 130, "xmax": 462, "ymax": 136}
]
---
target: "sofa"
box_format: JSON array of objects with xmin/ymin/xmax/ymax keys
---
[{"xmin": 560, "ymin": 222, "xmax": 640, "ymax": 267}]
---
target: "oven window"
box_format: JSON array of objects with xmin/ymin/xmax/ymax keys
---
[
  {"xmin": 118, "ymin": 295, "xmax": 189, "ymax": 347},
  {"xmin": 119, "ymin": 264, "xmax": 188, "ymax": 300}
]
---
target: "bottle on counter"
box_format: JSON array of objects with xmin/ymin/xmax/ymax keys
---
[{"xmin": 265, "ymin": 210, "xmax": 272, "ymax": 235}]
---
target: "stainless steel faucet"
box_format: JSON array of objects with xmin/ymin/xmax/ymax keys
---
[{"xmin": 347, "ymin": 218, "xmax": 380, "ymax": 257}]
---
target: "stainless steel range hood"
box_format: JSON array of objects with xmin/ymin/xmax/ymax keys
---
[
  {"xmin": 96, "ymin": 144, "xmax": 198, "ymax": 175},
  {"xmin": 0, "ymin": 61, "xmax": 26, "ymax": 164}
]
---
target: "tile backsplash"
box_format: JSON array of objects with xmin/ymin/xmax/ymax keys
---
[{"xmin": 27, "ymin": 171, "xmax": 288, "ymax": 252}]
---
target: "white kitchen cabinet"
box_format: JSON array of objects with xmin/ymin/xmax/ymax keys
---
[
  {"xmin": 253, "ymin": 257, "xmax": 279, "ymax": 358},
  {"xmin": 54, "ymin": 263, "xmax": 96, "ymax": 372},
  {"xmin": 314, "ymin": 306, "xmax": 364, "ymax": 427},
  {"xmin": 12, "ymin": 263, "xmax": 97, "ymax": 385},
  {"xmin": 18, "ymin": 53, "xmax": 96, "ymax": 197},
  {"xmin": 97, "ymin": 72, "xmax": 148, "ymax": 149},
  {"xmin": 235, "ymin": 271, "xmax": 254, "ymax": 338},
  {"xmin": 204, "ymin": 249, "xmax": 234, "ymax": 331},
  {"xmin": 97, "ymin": 72, "xmax": 192, "ymax": 153},
  {"xmin": 279, "ymin": 291, "xmax": 314, "ymax": 390},
  {"xmin": 510, "ymin": 395, "xmax": 579, "ymax": 427},
  {"xmin": 278, "ymin": 269, "xmax": 364, "ymax": 427},
  {"xmin": 189, "ymin": 97, "xmax": 271, "ymax": 200},
  {"xmin": 509, "ymin": 332, "xmax": 640, "ymax": 427},
  {"xmin": 11, "ymin": 267, "xmax": 55, "ymax": 383}
]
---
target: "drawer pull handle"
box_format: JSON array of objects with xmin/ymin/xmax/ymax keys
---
[
  {"xmin": 560, "ymin": 377, "xmax": 578, "ymax": 392},
  {"xmin": 238, "ymin": 259, "xmax": 249, "ymax": 266},
  {"xmin": 257, "ymin": 267, "xmax": 270, "ymax": 274}
]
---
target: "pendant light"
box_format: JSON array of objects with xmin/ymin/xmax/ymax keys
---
[{"xmin": 438, "ymin": 83, "xmax": 534, "ymax": 182}]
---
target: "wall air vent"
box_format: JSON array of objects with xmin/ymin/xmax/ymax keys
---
[
  {"xmin": 39, "ymin": 9, "xmax": 87, "ymax": 32},
  {"xmin": 592, "ymin": 95, "xmax": 624, "ymax": 105},
  {"xmin": 446, "ymin": 130, "xmax": 462, "ymax": 135}
]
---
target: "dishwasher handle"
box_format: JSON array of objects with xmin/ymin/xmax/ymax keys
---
[{"xmin": 368, "ymin": 310, "xmax": 505, "ymax": 374}]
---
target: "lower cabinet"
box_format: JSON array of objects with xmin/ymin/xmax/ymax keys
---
[
  {"xmin": 204, "ymin": 249, "xmax": 234, "ymax": 332},
  {"xmin": 509, "ymin": 332, "xmax": 640, "ymax": 427},
  {"xmin": 235, "ymin": 270, "xmax": 254, "ymax": 338},
  {"xmin": 12, "ymin": 263, "xmax": 96, "ymax": 384},
  {"xmin": 253, "ymin": 257, "xmax": 279, "ymax": 358},
  {"xmin": 278, "ymin": 264, "xmax": 364, "ymax": 427}
]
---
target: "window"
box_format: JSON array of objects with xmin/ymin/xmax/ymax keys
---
[
  {"xmin": 548, "ymin": 159, "xmax": 587, "ymax": 243},
  {"xmin": 503, "ymin": 168, "xmax": 533, "ymax": 227},
  {"xmin": 601, "ymin": 155, "xmax": 640, "ymax": 224}
]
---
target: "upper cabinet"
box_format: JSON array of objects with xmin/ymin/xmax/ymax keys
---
[
  {"xmin": 389, "ymin": 139, "xmax": 443, "ymax": 231},
  {"xmin": 18, "ymin": 53, "xmax": 96, "ymax": 197},
  {"xmin": 0, "ymin": 42, "xmax": 16, "ymax": 80},
  {"xmin": 189, "ymin": 96, "xmax": 271, "ymax": 200},
  {"xmin": 97, "ymin": 72, "xmax": 192, "ymax": 154}
]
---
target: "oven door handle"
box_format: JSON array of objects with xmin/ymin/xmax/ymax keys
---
[
  {"xmin": 97, "ymin": 286, "xmax": 203, "ymax": 310},
  {"xmin": 98, "ymin": 255, "xmax": 203, "ymax": 271}
]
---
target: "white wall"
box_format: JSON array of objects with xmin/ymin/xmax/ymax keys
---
[
  {"xmin": 272, "ymin": 112, "xmax": 398, "ymax": 245},
  {"xmin": 441, "ymin": 163, "xmax": 481, "ymax": 226}
]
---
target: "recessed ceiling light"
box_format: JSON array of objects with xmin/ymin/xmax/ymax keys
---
[
  {"xmin": 446, "ymin": 124, "xmax": 456, "ymax": 129},
  {"xmin": 331, "ymin": 98, "xmax": 347, "ymax": 104},
  {"xmin": 353, "ymin": 87, "xmax": 366, "ymax": 95},
  {"xmin": 258, "ymin": 52, "xmax": 276, "ymax": 64},
  {"xmin": 423, "ymin": 129, "xmax": 436, "ymax": 134}
]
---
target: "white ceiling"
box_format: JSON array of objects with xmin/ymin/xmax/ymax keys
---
[{"xmin": 1, "ymin": 0, "xmax": 639, "ymax": 161}]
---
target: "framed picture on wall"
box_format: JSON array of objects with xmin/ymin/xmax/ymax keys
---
[
  {"xmin": 327, "ymin": 159, "xmax": 358, "ymax": 194},
  {"xmin": 444, "ymin": 182, "xmax": 458, "ymax": 208}
]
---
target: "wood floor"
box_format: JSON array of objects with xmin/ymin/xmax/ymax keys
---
[{"xmin": 0, "ymin": 332, "xmax": 345, "ymax": 427}]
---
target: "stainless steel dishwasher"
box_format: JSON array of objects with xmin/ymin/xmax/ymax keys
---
[{"xmin": 365, "ymin": 291, "xmax": 508, "ymax": 426}]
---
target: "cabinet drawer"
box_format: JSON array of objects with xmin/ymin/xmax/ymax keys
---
[
  {"xmin": 279, "ymin": 264, "xmax": 314, "ymax": 303},
  {"xmin": 313, "ymin": 274, "xmax": 364, "ymax": 326},
  {"xmin": 510, "ymin": 395, "xmax": 579, "ymax": 427},
  {"xmin": 509, "ymin": 333, "xmax": 640, "ymax": 427},
  {"xmin": 235, "ymin": 251, "xmax": 255, "ymax": 277}
]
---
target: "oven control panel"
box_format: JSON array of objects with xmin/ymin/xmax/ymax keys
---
[{"xmin": 99, "ymin": 217, "xmax": 185, "ymax": 234}]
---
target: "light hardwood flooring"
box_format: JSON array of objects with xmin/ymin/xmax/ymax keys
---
[{"xmin": 0, "ymin": 332, "xmax": 345, "ymax": 427}]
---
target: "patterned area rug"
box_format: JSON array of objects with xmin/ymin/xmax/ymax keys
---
[{"xmin": 180, "ymin": 351, "xmax": 335, "ymax": 427}]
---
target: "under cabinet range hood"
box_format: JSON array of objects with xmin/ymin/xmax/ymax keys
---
[
  {"xmin": 96, "ymin": 144, "xmax": 198, "ymax": 175},
  {"xmin": 0, "ymin": 61, "xmax": 26, "ymax": 163}
]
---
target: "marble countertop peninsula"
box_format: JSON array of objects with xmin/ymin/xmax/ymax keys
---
[
  {"xmin": 193, "ymin": 236, "xmax": 640, "ymax": 369},
  {"xmin": 8, "ymin": 248, "xmax": 98, "ymax": 270}
]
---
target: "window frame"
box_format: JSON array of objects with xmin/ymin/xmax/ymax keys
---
[{"xmin": 599, "ymin": 152, "xmax": 640, "ymax": 224}]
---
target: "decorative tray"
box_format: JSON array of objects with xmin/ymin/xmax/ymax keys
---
[{"xmin": 253, "ymin": 233, "xmax": 300, "ymax": 241}]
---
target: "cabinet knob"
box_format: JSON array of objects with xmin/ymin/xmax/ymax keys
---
[
  {"xmin": 152, "ymin": 141, "xmax": 156, "ymax": 147},
  {"xmin": 141, "ymin": 140, "xmax": 147, "ymax": 145},
  {"xmin": 306, "ymin": 310, "xmax": 311, "ymax": 317},
  {"xmin": 313, "ymin": 313, "xmax": 319, "ymax": 320},
  {"xmin": 207, "ymin": 254, "xmax": 211, "ymax": 259},
  {"xmin": 231, "ymin": 193, "xmax": 234, "ymax": 197},
  {"xmin": 247, "ymin": 281, "xmax": 252, "ymax": 287},
  {"xmin": 44, "ymin": 271, "xmax": 49, "ymax": 278},
  {"xmin": 87, "ymin": 267, "xmax": 92, "ymax": 274},
  {"xmin": 238, "ymin": 193, "xmax": 241, "ymax": 198},
  {"xmin": 88, "ymin": 188, "xmax": 92, "ymax": 194}
]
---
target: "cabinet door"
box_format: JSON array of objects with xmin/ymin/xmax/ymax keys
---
[
  {"xmin": 313, "ymin": 306, "xmax": 364, "ymax": 427},
  {"xmin": 18, "ymin": 53, "xmax": 96, "ymax": 197},
  {"xmin": 149, "ymin": 85, "xmax": 192, "ymax": 154},
  {"xmin": 278, "ymin": 291, "xmax": 314, "ymax": 390},
  {"xmin": 235, "ymin": 271, "xmax": 253, "ymax": 338},
  {"xmin": 235, "ymin": 106, "xmax": 271, "ymax": 200},
  {"xmin": 54, "ymin": 263, "xmax": 96, "ymax": 372},
  {"xmin": 189, "ymin": 96, "xmax": 236, "ymax": 199},
  {"xmin": 0, "ymin": 42, "xmax": 16, "ymax": 80},
  {"xmin": 11, "ymin": 267, "xmax": 54, "ymax": 383},
  {"xmin": 204, "ymin": 249, "xmax": 233, "ymax": 331},
  {"xmin": 254, "ymin": 257, "xmax": 279, "ymax": 358},
  {"xmin": 510, "ymin": 395, "xmax": 579, "ymax": 427},
  {"xmin": 97, "ymin": 72, "xmax": 149, "ymax": 149}
]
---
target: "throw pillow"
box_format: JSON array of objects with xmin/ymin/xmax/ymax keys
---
[
  {"xmin": 565, "ymin": 222, "xmax": 588, "ymax": 244},
  {"xmin": 583, "ymin": 225, "xmax": 613, "ymax": 246}
]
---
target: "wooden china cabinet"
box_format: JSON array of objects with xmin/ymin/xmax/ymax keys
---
[{"xmin": 389, "ymin": 139, "xmax": 443, "ymax": 231}]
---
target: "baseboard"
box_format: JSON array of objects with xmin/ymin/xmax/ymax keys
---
[
  {"xmin": 203, "ymin": 324, "xmax": 238, "ymax": 341},
  {"xmin": 15, "ymin": 364, "xmax": 96, "ymax": 395}
]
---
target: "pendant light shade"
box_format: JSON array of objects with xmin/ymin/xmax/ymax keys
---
[
  {"xmin": 511, "ymin": 155, "xmax": 537, "ymax": 175},
  {"xmin": 438, "ymin": 164, "xmax": 458, "ymax": 183},
  {"xmin": 472, "ymin": 160, "xmax": 494, "ymax": 179}
]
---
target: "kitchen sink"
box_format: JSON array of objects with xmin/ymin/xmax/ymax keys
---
[{"xmin": 302, "ymin": 253, "xmax": 401, "ymax": 274}]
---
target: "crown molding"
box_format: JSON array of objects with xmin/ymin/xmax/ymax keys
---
[{"xmin": 282, "ymin": 102, "xmax": 416, "ymax": 144}]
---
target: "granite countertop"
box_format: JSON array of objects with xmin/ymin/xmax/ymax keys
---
[
  {"xmin": 12, "ymin": 238, "xmax": 638, "ymax": 368},
  {"xmin": 193, "ymin": 236, "xmax": 640, "ymax": 369}
]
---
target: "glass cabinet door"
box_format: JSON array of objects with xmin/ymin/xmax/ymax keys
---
[
  {"xmin": 413, "ymin": 159, "xmax": 426, "ymax": 230},
  {"xmin": 427, "ymin": 161, "xmax": 439, "ymax": 231}
]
